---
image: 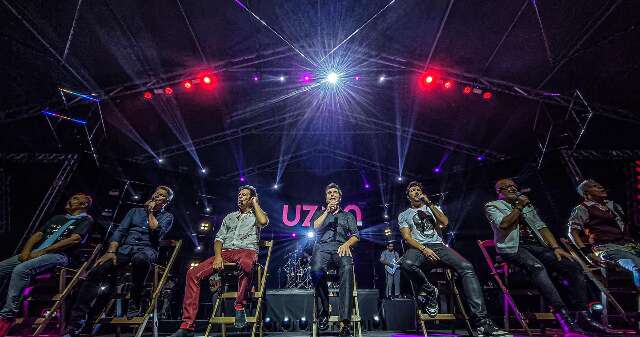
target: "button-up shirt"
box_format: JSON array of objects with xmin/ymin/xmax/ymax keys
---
[
  {"xmin": 568, "ymin": 200, "xmax": 628, "ymax": 245},
  {"xmin": 484, "ymin": 200, "xmax": 547, "ymax": 254},
  {"xmin": 111, "ymin": 208, "xmax": 173, "ymax": 253},
  {"xmin": 313, "ymin": 209, "xmax": 360, "ymax": 251},
  {"xmin": 398, "ymin": 205, "xmax": 444, "ymax": 244},
  {"xmin": 215, "ymin": 210, "xmax": 268, "ymax": 251}
]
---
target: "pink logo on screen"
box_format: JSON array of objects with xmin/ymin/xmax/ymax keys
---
[{"xmin": 282, "ymin": 204, "xmax": 363, "ymax": 227}]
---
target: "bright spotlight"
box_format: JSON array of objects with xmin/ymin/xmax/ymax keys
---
[
  {"xmin": 327, "ymin": 72, "xmax": 339, "ymax": 84},
  {"xmin": 433, "ymin": 167, "xmax": 441, "ymax": 173},
  {"xmin": 203, "ymin": 76, "xmax": 212, "ymax": 84},
  {"xmin": 196, "ymin": 246, "xmax": 202, "ymax": 251},
  {"xmin": 378, "ymin": 75, "xmax": 386, "ymax": 83},
  {"xmin": 279, "ymin": 76, "xmax": 285, "ymax": 82},
  {"xmin": 272, "ymin": 184, "xmax": 279, "ymax": 190},
  {"xmin": 306, "ymin": 231, "xmax": 315, "ymax": 238},
  {"xmin": 397, "ymin": 176, "xmax": 403, "ymax": 182},
  {"xmin": 205, "ymin": 207, "xmax": 211, "ymax": 213},
  {"xmin": 200, "ymin": 167, "xmax": 208, "ymax": 175},
  {"xmin": 156, "ymin": 158, "xmax": 164, "ymax": 164}
]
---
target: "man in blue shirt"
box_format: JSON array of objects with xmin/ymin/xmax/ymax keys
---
[
  {"xmin": 63, "ymin": 186, "xmax": 174, "ymax": 337},
  {"xmin": 0, "ymin": 193, "xmax": 94, "ymax": 337}
]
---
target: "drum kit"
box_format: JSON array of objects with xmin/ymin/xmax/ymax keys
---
[{"xmin": 282, "ymin": 247, "xmax": 312, "ymax": 289}]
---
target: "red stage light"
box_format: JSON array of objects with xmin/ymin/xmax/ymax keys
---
[
  {"xmin": 482, "ymin": 91, "xmax": 493, "ymax": 100},
  {"xmin": 143, "ymin": 91, "xmax": 153, "ymax": 100},
  {"xmin": 425, "ymin": 76, "xmax": 434, "ymax": 84},
  {"xmin": 463, "ymin": 86, "xmax": 472, "ymax": 94},
  {"xmin": 203, "ymin": 76, "xmax": 212, "ymax": 84},
  {"xmin": 183, "ymin": 81, "xmax": 192, "ymax": 89},
  {"xmin": 443, "ymin": 80, "xmax": 453, "ymax": 89},
  {"xmin": 635, "ymin": 160, "xmax": 640, "ymax": 166},
  {"xmin": 164, "ymin": 87, "xmax": 173, "ymax": 95}
]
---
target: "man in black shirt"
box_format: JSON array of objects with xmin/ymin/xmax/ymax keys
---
[
  {"xmin": 311, "ymin": 183, "xmax": 359, "ymax": 337},
  {"xmin": 63, "ymin": 185, "xmax": 174, "ymax": 337},
  {"xmin": 0, "ymin": 193, "xmax": 94, "ymax": 337}
]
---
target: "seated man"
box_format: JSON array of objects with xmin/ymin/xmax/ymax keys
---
[
  {"xmin": 399, "ymin": 181, "xmax": 509, "ymax": 337},
  {"xmin": 485, "ymin": 178, "xmax": 614, "ymax": 335},
  {"xmin": 63, "ymin": 185, "xmax": 174, "ymax": 337},
  {"xmin": 0, "ymin": 193, "xmax": 94, "ymax": 337},
  {"xmin": 569, "ymin": 179, "xmax": 640, "ymax": 288},
  {"xmin": 170, "ymin": 185, "xmax": 268, "ymax": 337},
  {"xmin": 311, "ymin": 183, "xmax": 359, "ymax": 337}
]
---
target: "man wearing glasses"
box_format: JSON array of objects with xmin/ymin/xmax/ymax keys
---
[{"xmin": 485, "ymin": 178, "xmax": 614, "ymax": 335}]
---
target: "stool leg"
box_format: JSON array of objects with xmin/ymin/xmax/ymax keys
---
[{"xmin": 446, "ymin": 269, "xmax": 474, "ymax": 336}]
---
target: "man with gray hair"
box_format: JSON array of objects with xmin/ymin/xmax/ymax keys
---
[{"xmin": 568, "ymin": 179, "xmax": 640, "ymax": 288}]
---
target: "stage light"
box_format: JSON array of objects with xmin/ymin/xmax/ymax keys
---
[
  {"xmin": 281, "ymin": 316, "xmax": 292, "ymax": 331},
  {"xmin": 203, "ymin": 76, "xmax": 212, "ymax": 84},
  {"xmin": 156, "ymin": 158, "xmax": 164, "ymax": 164},
  {"xmin": 100, "ymin": 286, "xmax": 107, "ymax": 291},
  {"xmin": 143, "ymin": 91, "xmax": 153, "ymax": 100},
  {"xmin": 433, "ymin": 167, "xmax": 441, "ymax": 173},
  {"xmin": 482, "ymin": 91, "xmax": 493, "ymax": 100},
  {"xmin": 378, "ymin": 75, "xmax": 386, "ymax": 83},
  {"xmin": 291, "ymin": 233, "xmax": 297, "ymax": 238},
  {"xmin": 443, "ymin": 80, "xmax": 453, "ymax": 89},
  {"xmin": 264, "ymin": 317, "xmax": 274, "ymax": 331},
  {"xmin": 301, "ymin": 73, "xmax": 312, "ymax": 83},
  {"xmin": 183, "ymin": 81, "xmax": 192, "ymax": 89},
  {"xmin": 476, "ymin": 155, "xmax": 485, "ymax": 161},
  {"xmin": 205, "ymin": 207, "xmax": 212, "ymax": 213},
  {"xmin": 279, "ymin": 76, "xmax": 285, "ymax": 82},
  {"xmin": 306, "ymin": 231, "xmax": 315, "ymax": 238},
  {"xmin": 272, "ymin": 184, "xmax": 279, "ymax": 190},
  {"xmin": 240, "ymin": 176, "xmax": 246, "ymax": 182},
  {"xmin": 383, "ymin": 213, "xmax": 389, "ymax": 220},
  {"xmin": 397, "ymin": 176, "xmax": 403, "ymax": 182},
  {"xmin": 298, "ymin": 316, "xmax": 308, "ymax": 330},
  {"xmin": 253, "ymin": 75, "xmax": 260, "ymax": 82},
  {"xmin": 364, "ymin": 183, "xmax": 370, "ymax": 189},
  {"xmin": 132, "ymin": 194, "xmax": 140, "ymax": 200},
  {"xmin": 190, "ymin": 261, "xmax": 199, "ymax": 269},
  {"xmin": 354, "ymin": 75, "xmax": 361, "ymax": 81},
  {"xmin": 327, "ymin": 72, "xmax": 339, "ymax": 84},
  {"xmin": 164, "ymin": 87, "xmax": 173, "ymax": 95},
  {"xmin": 425, "ymin": 75, "xmax": 434, "ymax": 84},
  {"xmin": 384, "ymin": 227, "xmax": 392, "ymax": 236},
  {"xmin": 372, "ymin": 315, "xmax": 381, "ymax": 329},
  {"xmin": 196, "ymin": 246, "xmax": 202, "ymax": 251},
  {"xmin": 200, "ymin": 221, "xmax": 211, "ymax": 232},
  {"xmin": 463, "ymin": 86, "xmax": 472, "ymax": 94},
  {"xmin": 200, "ymin": 167, "xmax": 208, "ymax": 175}
]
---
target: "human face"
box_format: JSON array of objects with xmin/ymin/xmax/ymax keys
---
[
  {"xmin": 585, "ymin": 181, "xmax": 607, "ymax": 200},
  {"xmin": 150, "ymin": 188, "xmax": 170, "ymax": 208},
  {"xmin": 496, "ymin": 179, "xmax": 519, "ymax": 201},
  {"xmin": 237, "ymin": 188, "xmax": 253, "ymax": 210},
  {"xmin": 65, "ymin": 194, "xmax": 90, "ymax": 213},
  {"xmin": 387, "ymin": 244, "xmax": 394, "ymax": 251},
  {"xmin": 407, "ymin": 185, "xmax": 424, "ymax": 204},
  {"xmin": 325, "ymin": 187, "xmax": 341, "ymax": 206}
]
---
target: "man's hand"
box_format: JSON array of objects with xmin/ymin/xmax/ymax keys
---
[
  {"xmin": 587, "ymin": 253, "xmax": 604, "ymax": 267},
  {"xmin": 212, "ymin": 255, "xmax": 224, "ymax": 270},
  {"xmin": 419, "ymin": 194, "xmax": 432, "ymax": 205},
  {"xmin": 19, "ymin": 251, "xmax": 31, "ymax": 262},
  {"xmin": 95, "ymin": 252, "xmax": 117, "ymax": 267},
  {"xmin": 553, "ymin": 248, "xmax": 574, "ymax": 262},
  {"xmin": 516, "ymin": 195, "xmax": 530, "ymax": 208},
  {"xmin": 327, "ymin": 201, "xmax": 339, "ymax": 214},
  {"xmin": 337, "ymin": 244, "xmax": 352, "ymax": 257},
  {"xmin": 421, "ymin": 247, "xmax": 439, "ymax": 262},
  {"xmin": 250, "ymin": 196, "xmax": 259, "ymax": 208},
  {"xmin": 145, "ymin": 200, "xmax": 156, "ymax": 212},
  {"xmin": 29, "ymin": 250, "xmax": 45, "ymax": 259}
]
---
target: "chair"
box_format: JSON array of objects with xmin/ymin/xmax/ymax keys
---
[
  {"xmin": 409, "ymin": 266, "xmax": 474, "ymax": 337},
  {"xmin": 560, "ymin": 238, "xmax": 639, "ymax": 330},
  {"xmin": 311, "ymin": 265, "xmax": 363, "ymax": 337},
  {"xmin": 12, "ymin": 243, "xmax": 103, "ymax": 336},
  {"xmin": 93, "ymin": 239, "xmax": 182, "ymax": 337},
  {"xmin": 204, "ymin": 240, "xmax": 273, "ymax": 337},
  {"xmin": 477, "ymin": 240, "xmax": 557, "ymax": 336}
]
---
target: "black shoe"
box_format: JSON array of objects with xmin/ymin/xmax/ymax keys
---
[
  {"xmin": 417, "ymin": 286, "xmax": 439, "ymax": 318},
  {"xmin": 126, "ymin": 300, "xmax": 143, "ymax": 319},
  {"xmin": 169, "ymin": 328, "xmax": 195, "ymax": 337},
  {"xmin": 234, "ymin": 309, "xmax": 247, "ymax": 329},
  {"xmin": 318, "ymin": 311, "xmax": 329, "ymax": 331},
  {"xmin": 339, "ymin": 324, "xmax": 352, "ymax": 337},
  {"xmin": 576, "ymin": 310, "xmax": 623, "ymax": 334},
  {"xmin": 475, "ymin": 319, "xmax": 512, "ymax": 337}
]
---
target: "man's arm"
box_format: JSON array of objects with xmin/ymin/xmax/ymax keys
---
[
  {"xmin": 429, "ymin": 205, "xmax": 449, "ymax": 227},
  {"xmin": 20, "ymin": 232, "xmax": 44, "ymax": 261},
  {"xmin": 399, "ymin": 227, "xmax": 439, "ymax": 261},
  {"xmin": 538, "ymin": 227, "xmax": 574, "ymax": 261},
  {"xmin": 111, "ymin": 209, "xmax": 135, "ymax": 244},
  {"xmin": 313, "ymin": 209, "xmax": 330, "ymax": 229},
  {"xmin": 485, "ymin": 203, "xmax": 521, "ymax": 231},
  {"xmin": 252, "ymin": 198, "xmax": 269, "ymax": 227},
  {"xmin": 33, "ymin": 234, "xmax": 82, "ymax": 256}
]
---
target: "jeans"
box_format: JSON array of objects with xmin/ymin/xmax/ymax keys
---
[
  {"xmin": 402, "ymin": 244, "xmax": 489, "ymax": 323},
  {"xmin": 67, "ymin": 249, "xmax": 155, "ymax": 331},
  {"xmin": 0, "ymin": 253, "xmax": 68, "ymax": 319},
  {"xmin": 385, "ymin": 270, "xmax": 400, "ymax": 297},
  {"xmin": 179, "ymin": 249, "xmax": 257, "ymax": 330},
  {"xmin": 311, "ymin": 247, "xmax": 354, "ymax": 321},
  {"xmin": 597, "ymin": 244, "xmax": 640, "ymax": 288},
  {"xmin": 501, "ymin": 243, "xmax": 587, "ymax": 311}
]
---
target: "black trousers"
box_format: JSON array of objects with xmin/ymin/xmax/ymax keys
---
[
  {"xmin": 67, "ymin": 250, "xmax": 155, "ymax": 330},
  {"xmin": 310, "ymin": 247, "xmax": 354, "ymax": 321},
  {"xmin": 500, "ymin": 243, "xmax": 587, "ymax": 311},
  {"xmin": 401, "ymin": 244, "xmax": 489, "ymax": 323}
]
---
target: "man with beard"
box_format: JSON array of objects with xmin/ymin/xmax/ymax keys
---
[
  {"xmin": 0, "ymin": 193, "xmax": 94, "ymax": 337},
  {"xmin": 311, "ymin": 183, "xmax": 359, "ymax": 337},
  {"xmin": 63, "ymin": 186, "xmax": 174, "ymax": 337},
  {"xmin": 400, "ymin": 181, "xmax": 510, "ymax": 337},
  {"xmin": 169, "ymin": 185, "xmax": 268, "ymax": 337}
]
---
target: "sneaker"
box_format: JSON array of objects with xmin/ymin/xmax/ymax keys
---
[
  {"xmin": 0, "ymin": 318, "xmax": 14, "ymax": 337},
  {"xmin": 234, "ymin": 308, "xmax": 247, "ymax": 328},
  {"xmin": 169, "ymin": 328, "xmax": 195, "ymax": 337},
  {"xmin": 417, "ymin": 287, "xmax": 439, "ymax": 318},
  {"xmin": 475, "ymin": 320, "xmax": 512, "ymax": 337},
  {"xmin": 318, "ymin": 310, "xmax": 329, "ymax": 331},
  {"xmin": 339, "ymin": 323, "xmax": 352, "ymax": 337}
]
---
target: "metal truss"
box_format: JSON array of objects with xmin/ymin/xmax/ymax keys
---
[
  {"xmin": 0, "ymin": 153, "xmax": 78, "ymax": 163},
  {"xmin": 567, "ymin": 149, "xmax": 640, "ymax": 160}
]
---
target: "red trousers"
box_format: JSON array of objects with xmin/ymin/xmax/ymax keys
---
[{"xmin": 180, "ymin": 248, "xmax": 257, "ymax": 330}]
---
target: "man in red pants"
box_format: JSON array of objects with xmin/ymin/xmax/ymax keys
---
[{"xmin": 170, "ymin": 185, "xmax": 269, "ymax": 337}]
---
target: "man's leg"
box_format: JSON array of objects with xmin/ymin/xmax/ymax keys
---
[
  {"xmin": 600, "ymin": 248, "xmax": 640, "ymax": 288},
  {"xmin": 222, "ymin": 249, "xmax": 258, "ymax": 328},
  {"xmin": 126, "ymin": 250, "xmax": 155, "ymax": 318},
  {"xmin": 400, "ymin": 248, "xmax": 438, "ymax": 317},
  {"xmin": 310, "ymin": 249, "xmax": 332, "ymax": 330},
  {"xmin": 336, "ymin": 254, "xmax": 354, "ymax": 322},
  {"xmin": 0, "ymin": 256, "xmax": 21, "ymax": 308},
  {"xmin": 393, "ymin": 271, "xmax": 401, "ymax": 297},
  {"xmin": 429, "ymin": 244, "xmax": 489, "ymax": 324},
  {"xmin": 385, "ymin": 272, "xmax": 393, "ymax": 298},
  {"xmin": 177, "ymin": 255, "xmax": 218, "ymax": 332},
  {"xmin": 0, "ymin": 253, "xmax": 68, "ymax": 320}
]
